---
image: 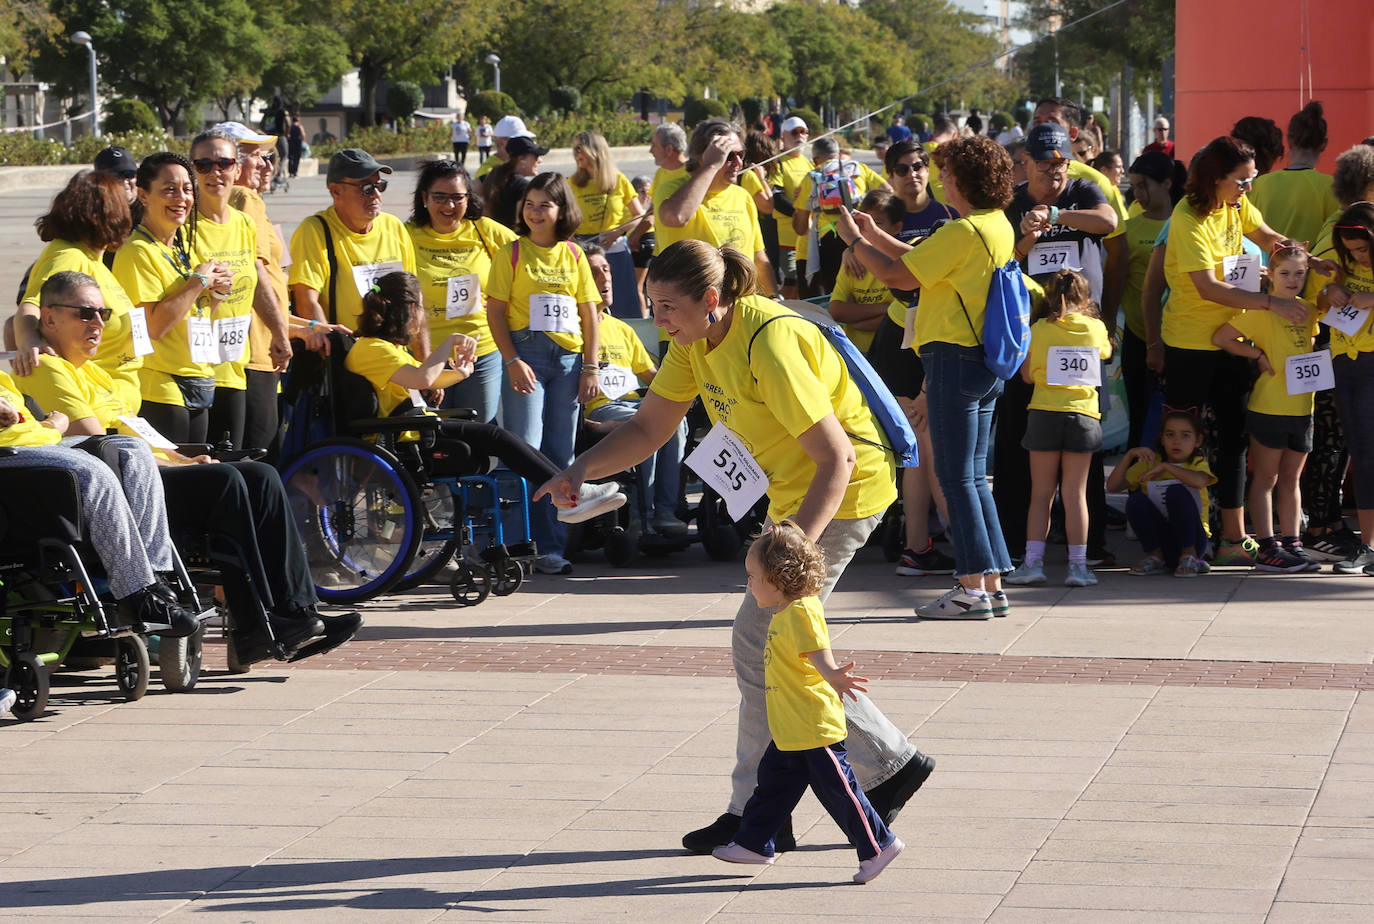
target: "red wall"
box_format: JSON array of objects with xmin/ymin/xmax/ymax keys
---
[{"xmin": 1176, "ymin": 0, "xmax": 1374, "ymax": 171}]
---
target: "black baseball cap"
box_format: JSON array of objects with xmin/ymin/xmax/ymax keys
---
[
  {"xmin": 93, "ymin": 146, "xmax": 137, "ymax": 176},
  {"xmin": 1025, "ymin": 123, "xmax": 1072, "ymax": 161},
  {"xmin": 506, "ymin": 136, "xmax": 549, "ymax": 158}
]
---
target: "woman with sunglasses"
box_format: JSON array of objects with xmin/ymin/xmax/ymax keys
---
[
  {"xmin": 1162, "ymin": 135, "xmax": 1310, "ymax": 566},
  {"xmin": 113, "ymin": 152, "xmax": 234, "ymax": 444},
  {"xmin": 11, "ymin": 171, "xmax": 146, "ymax": 409},
  {"xmin": 189, "ymin": 128, "xmax": 260, "ymax": 448},
  {"xmin": 406, "ymin": 159, "xmax": 516, "ymax": 423}
]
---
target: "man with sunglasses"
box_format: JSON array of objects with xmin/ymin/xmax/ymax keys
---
[
  {"xmin": 289, "ymin": 148, "xmax": 416, "ymax": 338},
  {"xmin": 20, "ymin": 270, "xmax": 362, "ymax": 666}
]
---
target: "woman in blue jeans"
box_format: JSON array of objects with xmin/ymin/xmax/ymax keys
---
[{"xmin": 836, "ymin": 134, "xmax": 1016, "ymax": 619}]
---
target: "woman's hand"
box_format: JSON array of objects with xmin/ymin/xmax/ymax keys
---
[
  {"xmin": 506, "ymin": 358, "xmax": 537, "ymax": 394},
  {"xmin": 1268, "ymin": 296, "xmax": 1309, "ymax": 325},
  {"xmin": 897, "ymin": 393, "xmax": 926, "ymax": 433},
  {"xmin": 841, "ymin": 246, "xmax": 868, "ymax": 282},
  {"xmin": 533, "ymin": 458, "xmax": 587, "ymax": 510},
  {"xmin": 578, "ymin": 369, "xmax": 601, "ymax": 404},
  {"xmin": 0, "ymin": 396, "xmax": 20, "ymax": 427},
  {"xmin": 1146, "ymin": 341, "xmax": 1165, "ymax": 374},
  {"xmin": 699, "ymin": 133, "xmax": 734, "ymax": 174},
  {"xmin": 1324, "ymin": 284, "xmax": 1351, "ymax": 309},
  {"xmin": 10, "ymin": 328, "xmax": 55, "ymax": 377},
  {"xmin": 40, "ymin": 411, "xmax": 68, "ymax": 435}
]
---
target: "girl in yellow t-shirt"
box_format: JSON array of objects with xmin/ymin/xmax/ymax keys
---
[
  {"xmin": 191, "ymin": 128, "xmax": 260, "ymax": 448},
  {"xmin": 483, "ymin": 172, "xmax": 602, "ymax": 574},
  {"xmin": 717, "ymin": 521, "xmax": 903, "ymax": 883},
  {"xmin": 1005, "ymin": 270, "xmax": 1112, "ymax": 589},
  {"xmin": 1108, "ymin": 408, "xmax": 1217, "ymax": 577},
  {"xmin": 1211, "ymin": 246, "xmax": 1321, "ymax": 573},
  {"xmin": 406, "ymin": 159, "xmax": 517, "ymax": 423},
  {"xmin": 568, "ymin": 131, "xmax": 644, "ymax": 319}
]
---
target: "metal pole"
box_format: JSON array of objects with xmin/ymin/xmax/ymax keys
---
[
  {"xmin": 87, "ymin": 44, "xmax": 100, "ymax": 138},
  {"xmin": 493, "ymin": 63, "xmax": 501, "ymax": 95}
]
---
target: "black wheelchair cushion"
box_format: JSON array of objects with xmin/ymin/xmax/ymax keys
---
[{"xmin": 0, "ymin": 467, "xmax": 82, "ymax": 551}]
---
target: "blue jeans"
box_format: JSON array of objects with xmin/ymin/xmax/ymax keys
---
[
  {"xmin": 441, "ymin": 349, "xmax": 502, "ymax": 424},
  {"xmin": 588, "ymin": 400, "xmax": 686, "ymax": 518},
  {"xmin": 1126, "ymin": 487, "xmax": 1208, "ymax": 567},
  {"xmin": 501, "ymin": 330, "xmax": 580, "ymax": 558},
  {"xmin": 920, "ymin": 341, "xmax": 1012, "ymax": 577}
]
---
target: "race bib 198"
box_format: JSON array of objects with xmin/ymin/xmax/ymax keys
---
[
  {"xmin": 1046, "ymin": 345, "xmax": 1102, "ymax": 387},
  {"xmin": 684, "ymin": 421, "xmax": 769, "ymax": 521},
  {"xmin": 187, "ymin": 316, "xmax": 216, "ymax": 365},
  {"xmin": 1285, "ymin": 349, "xmax": 1334, "ymax": 395},
  {"xmin": 1220, "ymin": 254, "xmax": 1261, "ymax": 292},
  {"xmin": 529, "ymin": 293, "xmax": 577, "ymax": 334},
  {"xmin": 351, "ymin": 261, "xmax": 405, "ymax": 298},
  {"xmin": 445, "ymin": 273, "xmax": 480, "ymax": 320}
]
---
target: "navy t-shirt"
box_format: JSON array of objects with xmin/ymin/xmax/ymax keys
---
[{"xmin": 1006, "ymin": 178, "xmax": 1108, "ymax": 301}]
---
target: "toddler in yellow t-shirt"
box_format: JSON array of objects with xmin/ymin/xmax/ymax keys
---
[
  {"xmin": 712, "ymin": 521, "xmax": 904, "ymax": 884},
  {"xmin": 1210, "ymin": 245, "xmax": 1322, "ymax": 573},
  {"xmin": 1005, "ymin": 270, "xmax": 1112, "ymax": 589}
]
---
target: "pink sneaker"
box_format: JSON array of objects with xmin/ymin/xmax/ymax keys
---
[{"xmin": 854, "ymin": 837, "xmax": 904, "ymax": 883}]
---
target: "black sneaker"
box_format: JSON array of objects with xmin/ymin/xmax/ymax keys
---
[
  {"xmin": 681, "ymin": 811, "xmax": 795, "ymax": 854},
  {"xmin": 1302, "ymin": 528, "xmax": 1361, "ymax": 563},
  {"xmin": 1334, "ymin": 544, "xmax": 1374, "ymax": 575},
  {"xmin": 232, "ymin": 613, "xmax": 325, "ymax": 665},
  {"xmin": 864, "ymin": 752, "xmax": 936, "ymax": 825},
  {"xmin": 1281, "ymin": 538, "xmax": 1322, "ymax": 573},
  {"xmin": 895, "ymin": 542, "xmax": 956, "ymax": 576},
  {"xmin": 1255, "ymin": 542, "xmax": 1318, "ymax": 573},
  {"xmin": 117, "ymin": 584, "xmax": 201, "ymax": 638}
]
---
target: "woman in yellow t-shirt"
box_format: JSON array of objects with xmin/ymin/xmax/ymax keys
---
[
  {"xmin": 1162, "ymin": 136, "xmax": 1310, "ymax": 563},
  {"xmin": 569, "ymin": 131, "xmax": 644, "ymax": 319},
  {"xmin": 114, "ymin": 152, "xmax": 236, "ymax": 443},
  {"xmin": 191, "ymin": 128, "xmax": 260, "ymax": 448},
  {"xmin": 835, "ymin": 135, "xmax": 1017, "ymax": 620},
  {"xmin": 535, "ymin": 240, "xmax": 928, "ymax": 849},
  {"xmin": 11, "ymin": 171, "xmax": 143, "ymax": 409},
  {"xmin": 406, "ymin": 159, "xmax": 516, "ymax": 423},
  {"xmin": 486, "ymin": 172, "xmax": 601, "ymax": 575}
]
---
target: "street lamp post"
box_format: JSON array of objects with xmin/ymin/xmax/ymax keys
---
[
  {"xmin": 485, "ymin": 54, "xmax": 501, "ymax": 95},
  {"xmin": 70, "ymin": 30, "xmax": 100, "ymax": 138}
]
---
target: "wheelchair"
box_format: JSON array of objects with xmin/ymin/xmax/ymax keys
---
[
  {"xmin": 0, "ymin": 449, "xmax": 214, "ymax": 721},
  {"xmin": 276, "ymin": 332, "xmax": 536, "ymax": 606}
]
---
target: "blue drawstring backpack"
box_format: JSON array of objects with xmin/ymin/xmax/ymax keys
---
[
  {"xmin": 955, "ymin": 219, "xmax": 1032, "ymax": 380},
  {"xmin": 747, "ymin": 313, "xmax": 920, "ymax": 468}
]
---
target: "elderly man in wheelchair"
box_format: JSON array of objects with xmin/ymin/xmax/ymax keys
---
[{"xmin": 6, "ymin": 271, "xmax": 362, "ymax": 669}]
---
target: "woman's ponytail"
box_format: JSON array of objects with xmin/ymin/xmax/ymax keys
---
[{"xmin": 717, "ymin": 245, "xmax": 757, "ymax": 304}]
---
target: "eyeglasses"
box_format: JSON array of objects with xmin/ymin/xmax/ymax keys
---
[
  {"xmin": 48, "ymin": 304, "xmax": 112, "ymax": 323},
  {"xmin": 192, "ymin": 157, "xmax": 237, "ymax": 174},
  {"xmin": 1232, "ymin": 174, "xmax": 1257, "ymax": 190},
  {"xmin": 1034, "ymin": 158, "xmax": 1070, "ymax": 172},
  {"xmin": 724, "ymin": 151, "xmax": 745, "ymax": 164},
  {"xmin": 342, "ymin": 179, "xmax": 388, "ymax": 196},
  {"xmin": 428, "ymin": 192, "xmax": 469, "ymax": 206},
  {"xmin": 890, "ymin": 162, "xmax": 928, "ymax": 176}
]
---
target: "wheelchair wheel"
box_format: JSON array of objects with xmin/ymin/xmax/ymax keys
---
[
  {"xmin": 450, "ymin": 563, "xmax": 492, "ymax": 607},
  {"xmin": 159, "ymin": 623, "xmax": 203, "ymax": 693},
  {"xmin": 115, "ymin": 636, "xmax": 150, "ymax": 702},
  {"xmin": 491, "ymin": 559, "xmax": 523, "ymax": 596},
  {"xmin": 8, "ymin": 651, "xmax": 49, "ymax": 722},
  {"xmin": 697, "ymin": 492, "xmax": 743, "ymax": 562},
  {"xmin": 604, "ymin": 525, "xmax": 638, "ymax": 567},
  {"xmin": 280, "ymin": 439, "xmax": 423, "ymax": 604},
  {"xmin": 392, "ymin": 482, "xmax": 460, "ymax": 591}
]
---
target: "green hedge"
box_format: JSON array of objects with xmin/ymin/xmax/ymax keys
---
[
  {"xmin": 311, "ymin": 112, "xmax": 655, "ymax": 162},
  {"xmin": 0, "ymin": 129, "xmax": 172, "ymax": 166}
]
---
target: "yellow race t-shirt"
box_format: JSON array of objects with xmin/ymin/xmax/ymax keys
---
[
  {"xmin": 904, "ymin": 209, "xmax": 1017, "ymax": 352},
  {"xmin": 571, "ymin": 172, "xmax": 637, "ymax": 236},
  {"xmin": 586, "ymin": 311, "xmax": 655, "ymax": 413},
  {"xmin": 1068, "ymin": 159, "xmax": 1129, "ymax": 239},
  {"xmin": 1026, "ymin": 313, "xmax": 1113, "ymax": 418},
  {"xmin": 407, "ymin": 218, "xmax": 518, "ymax": 358},
  {"xmin": 1123, "ymin": 455, "xmax": 1216, "ymax": 537},
  {"xmin": 0, "ymin": 371, "xmax": 62, "ymax": 448},
  {"xmin": 194, "ymin": 208, "xmax": 259, "ymax": 390},
  {"xmin": 739, "ymin": 165, "xmax": 767, "ymax": 202},
  {"xmin": 1310, "ymin": 255, "xmax": 1374, "ymax": 359},
  {"xmin": 656, "ymin": 183, "xmax": 766, "ymax": 257},
  {"xmin": 485, "ymin": 238, "xmax": 600, "ymax": 354},
  {"xmin": 1248, "ymin": 168, "xmax": 1340, "ymax": 246},
  {"xmin": 764, "ymin": 596, "xmax": 846, "ymax": 751},
  {"xmin": 923, "ymin": 140, "xmax": 946, "ymax": 203},
  {"xmin": 1162, "ymin": 196, "xmax": 1262, "ymax": 350},
  {"xmin": 23, "ymin": 354, "xmax": 125, "ymax": 428},
  {"xmin": 113, "ymin": 228, "xmax": 216, "ymax": 407},
  {"xmin": 21, "ymin": 239, "xmax": 143, "ymax": 410},
  {"xmin": 228, "ymin": 186, "xmax": 288, "ymax": 374},
  {"xmin": 474, "ymin": 154, "xmax": 501, "ymax": 181},
  {"xmin": 649, "ymin": 295, "xmax": 896, "ymax": 523},
  {"xmin": 344, "ymin": 337, "xmax": 420, "ymax": 418},
  {"xmin": 769, "ymin": 152, "xmax": 813, "ymax": 249},
  {"xmin": 1122, "ymin": 208, "xmax": 1167, "ymax": 340},
  {"xmin": 650, "ymin": 166, "xmax": 689, "ymax": 256},
  {"xmin": 829, "ymin": 264, "xmax": 892, "ymax": 353},
  {"xmin": 288, "ymin": 207, "xmax": 416, "ymax": 332},
  {"xmin": 1226, "ymin": 301, "xmax": 1319, "ymax": 417}
]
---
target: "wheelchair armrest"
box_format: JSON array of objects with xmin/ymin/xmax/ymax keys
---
[
  {"xmin": 214, "ymin": 448, "xmax": 268, "ymax": 463},
  {"xmin": 432, "ymin": 408, "xmax": 478, "ymax": 421},
  {"xmin": 177, "ymin": 444, "xmax": 215, "ymax": 457},
  {"xmin": 346, "ymin": 416, "xmax": 441, "ymax": 434}
]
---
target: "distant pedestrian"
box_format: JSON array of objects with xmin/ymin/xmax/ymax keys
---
[{"xmin": 451, "ymin": 115, "xmax": 472, "ymax": 169}]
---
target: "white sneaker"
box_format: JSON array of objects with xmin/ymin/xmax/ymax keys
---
[
  {"xmin": 1004, "ymin": 559, "xmax": 1046, "ymax": 585},
  {"xmin": 0, "ymin": 688, "xmax": 15, "ymax": 715},
  {"xmin": 1065, "ymin": 562, "xmax": 1098, "ymax": 586},
  {"xmin": 915, "ymin": 584, "xmax": 992, "ymax": 620},
  {"xmin": 712, "ymin": 842, "xmax": 775, "ymax": 865},
  {"xmin": 533, "ymin": 553, "xmax": 572, "ymax": 575},
  {"xmin": 556, "ymin": 481, "xmax": 627, "ymax": 524},
  {"xmin": 854, "ymin": 837, "xmax": 904, "ymax": 883}
]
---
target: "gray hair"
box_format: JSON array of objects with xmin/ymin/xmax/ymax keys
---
[
  {"xmin": 811, "ymin": 136, "xmax": 839, "ymax": 161},
  {"xmin": 653, "ymin": 122, "xmax": 687, "ymax": 155},
  {"xmin": 40, "ymin": 270, "xmax": 100, "ymax": 306}
]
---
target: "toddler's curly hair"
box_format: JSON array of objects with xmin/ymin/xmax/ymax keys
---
[{"xmin": 756, "ymin": 520, "xmax": 826, "ymax": 600}]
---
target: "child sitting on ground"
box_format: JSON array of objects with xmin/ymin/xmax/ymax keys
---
[
  {"xmin": 1210, "ymin": 244, "xmax": 1322, "ymax": 572},
  {"xmin": 1107, "ymin": 408, "xmax": 1218, "ymax": 577},
  {"xmin": 713, "ymin": 521, "xmax": 904, "ymax": 884}
]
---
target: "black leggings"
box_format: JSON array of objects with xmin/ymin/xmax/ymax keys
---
[
  {"xmin": 141, "ymin": 399, "xmax": 209, "ymax": 444},
  {"xmin": 208, "ymin": 386, "xmax": 246, "ymax": 449},
  {"xmin": 1164, "ymin": 345, "xmax": 1250, "ymax": 510},
  {"xmin": 431, "ymin": 419, "xmax": 561, "ymax": 485},
  {"xmin": 243, "ymin": 369, "xmax": 281, "ymax": 459},
  {"xmin": 1121, "ymin": 329, "xmax": 1159, "ymax": 449}
]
